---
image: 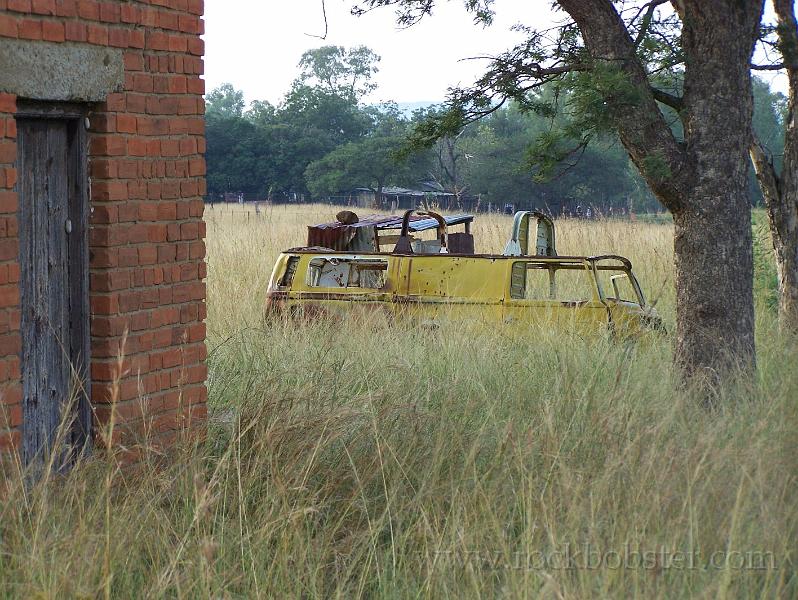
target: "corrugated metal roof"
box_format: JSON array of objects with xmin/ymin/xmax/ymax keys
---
[
  {"xmin": 351, "ymin": 186, "xmax": 454, "ymax": 196},
  {"xmin": 310, "ymin": 213, "xmax": 474, "ymax": 233},
  {"xmin": 381, "ymin": 186, "xmax": 455, "ymax": 197}
]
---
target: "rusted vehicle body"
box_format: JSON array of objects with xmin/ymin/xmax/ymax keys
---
[{"xmin": 266, "ymin": 209, "xmax": 662, "ymax": 335}]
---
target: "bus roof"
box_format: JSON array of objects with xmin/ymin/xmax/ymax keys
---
[{"xmin": 309, "ymin": 213, "xmax": 474, "ymax": 233}]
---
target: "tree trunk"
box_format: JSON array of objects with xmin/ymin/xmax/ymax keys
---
[
  {"xmin": 672, "ymin": 194, "xmax": 755, "ymax": 379},
  {"xmin": 558, "ymin": 0, "xmax": 762, "ymax": 382},
  {"xmin": 750, "ymin": 137, "xmax": 798, "ymax": 332},
  {"xmin": 772, "ymin": 210, "xmax": 798, "ymax": 332},
  {"xmin": 756, "ymin": 0, "xmax": 798, "ymax": 332},
  {"xmin": 671, "ymin": 0, "xmax": 761, "ymax": 376}
]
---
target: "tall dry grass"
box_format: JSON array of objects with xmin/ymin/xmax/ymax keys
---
[{"xmin": 0, "ymin": 203, "xmax": 794, "ymax": 598}]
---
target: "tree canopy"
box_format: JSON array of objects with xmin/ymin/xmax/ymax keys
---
[
  {"xmin": 295, "ymin": 45, "xmax": 381, "ymax": 101},
  {"xmin": 205, "ymin": 57, "xmax": 785, "ymax": 214}
]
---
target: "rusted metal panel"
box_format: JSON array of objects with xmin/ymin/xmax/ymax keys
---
[
  {"xmin": 447, "ymin": 232, "xmax": 475, "ymax": 254},
  {"xmin": 311, "ymin": 214, "xmax": 474, "ymax": 231},
  {"xmin": 309, "ymin": 213, "xmax": 474, "ymax": 233}
]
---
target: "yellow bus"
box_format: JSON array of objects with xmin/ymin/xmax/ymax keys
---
[{"xmin": 265, "ymin": 210, "xmax": 663, "ymax": 336}]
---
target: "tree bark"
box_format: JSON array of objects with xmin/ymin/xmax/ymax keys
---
[
  {"xmin": 558, "ymin": 0, "xmax": 762, "ymax": 380},
  {"xmin": 750, "ymin": 135, "xmax": 798, "ymax": 332},
  {"xmin": 751, "ymin": 0, "xmax": 798, "ymax": 332},
  {"xmin": 675, "ymin": 0, "xmax": 760, "ymax": 375}
]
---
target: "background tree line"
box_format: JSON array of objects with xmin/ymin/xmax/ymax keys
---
[{"xmin": 205, "ymin": 45, "xmax": 788, "ymax": 214}]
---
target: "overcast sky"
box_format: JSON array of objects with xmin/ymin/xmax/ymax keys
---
[
  {"xmin": 203, "ymin": 1, "xmax": 787, "ymax": 108},
  {"xmin": 204, "ymin": 0, "xmax": 557, "ymax": 105}
]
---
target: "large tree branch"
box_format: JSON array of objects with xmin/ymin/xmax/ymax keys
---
[
  {"xmin": 651, "ymin": 87, "xmax": 683, "ymax": 110},
  {"xmin": 773, "ymin": 0, "xmax": 798, "ymax": 73},
  {"xmin": 750, "ymin": 134, "xmax": 781, "ymax": 202},
  {"xmin": 751, "ymin": 62, "xmax": 785, "ymax": 70},
  {"xmin": 773, "ymin": 0, "xmax": 797, "ymax": 208},
  {"xmin": 557, "ymin": 0, "xmax": 687, "ymax": 211},
  {"xmin": 770, "ymin": 0, "xmax": 798, "ymax": 257},
  {"xmin": 773, "ymin": 0, "xmax": 797, "ymax": 135},
  {"xmin": 463, "ymin": 58, "xmax": 584, "ymax": 79},
  {"xmin": 749, "ymin": 136, "xmax": 788, "ymax": 271}
]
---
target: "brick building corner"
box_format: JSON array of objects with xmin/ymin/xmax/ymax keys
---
[{"xmin": 0, "ymin": 0, "xmax": 208, "ymax": 463}]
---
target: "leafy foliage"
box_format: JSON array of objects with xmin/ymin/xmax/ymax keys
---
[
  {"xmin": 205, "ymin": 41, "xmax": 786, "ymax": 210},
  {"xmin": 351, "ymin": 0, "xmax": 495, "ymax": 27},
  {"xmin": 205, "ymin": 83, "xmax": 245, "ymax": 119},
  {"xmin": 305, "ymin": 135, "xmax": 412, "ymax": 198},
  {"xmin": 295, "ymin": 45, "xmax": 381, "ymax": 101}
]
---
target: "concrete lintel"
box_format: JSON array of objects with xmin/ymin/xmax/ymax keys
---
[{"xmin": 0, "ymin": 39, "xmax": 124, "ymax": 103}]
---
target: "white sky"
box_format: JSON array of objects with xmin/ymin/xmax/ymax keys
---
[
  {"xmin": 203, "ymin": 0, "xmax": 788, "ymax": 107},
  {"xmin": 203, "ymin": 0, "xmax": 559, "ymax": 106}
]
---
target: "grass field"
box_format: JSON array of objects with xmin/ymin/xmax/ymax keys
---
[{"xmin": 0, "ymin": 204, "xmax": 795, "ymax": 598}]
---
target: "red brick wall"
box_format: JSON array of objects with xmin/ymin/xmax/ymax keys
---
[
  {"xmin": 0, "ymin": 0, "xmax": 208, "ymax": 456},
  {"xmin": 0, "ymin": 91, "xmax": 21, "ymax": 452}
]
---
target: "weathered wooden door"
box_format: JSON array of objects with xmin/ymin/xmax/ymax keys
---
[{"xmin": 17, "ymin": 105, "xmax": 90, "ymax": 468}]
